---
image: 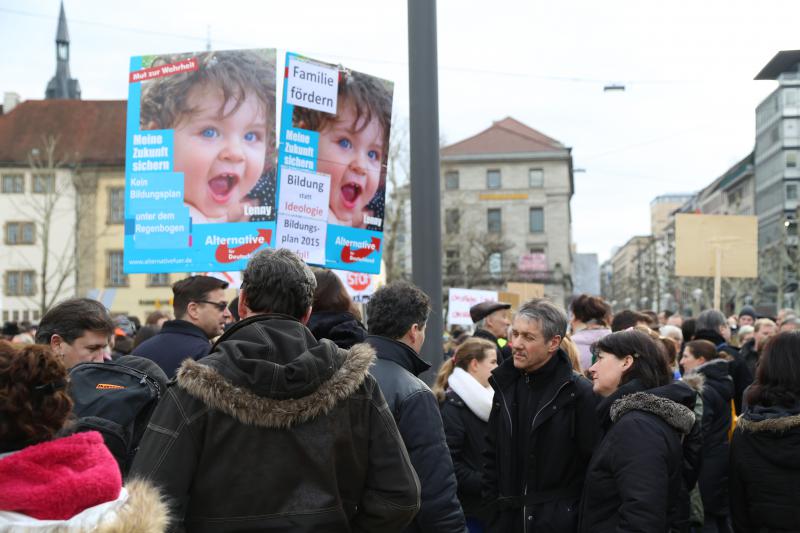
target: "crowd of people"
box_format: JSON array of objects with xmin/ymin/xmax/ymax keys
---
[{"xmin": 1, "ymin": 249, "xmax": 799, "ymax": 532}]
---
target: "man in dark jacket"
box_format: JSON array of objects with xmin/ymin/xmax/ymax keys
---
[
  {"xmin": 130, "ymin": 250, "xmax": 420, "ymax": 532},
  {"xmin": 132, "ymin": 275, "xmax": 231, "ymax": 378},
  {"xmin": 471, "ymin": 300, "xmax": 512, "ymax": 364},
  {"xmin": 366, "ymin": 281, "xmax": 467, "ymax": 533},
  {"xmin": 484, "ymin": 298, "xmax": 599, "ymax": 533}
]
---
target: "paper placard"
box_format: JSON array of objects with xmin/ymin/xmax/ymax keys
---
[
  {"xmin": 447, "ymin": 288, "xmax": 498, "ymax": 326},
  {"xmin": 286, "ymin": 57, "xmax": 338, "ymax": 114}
]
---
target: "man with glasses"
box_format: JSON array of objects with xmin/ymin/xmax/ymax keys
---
[{"xmin": 133, "ymin": 275, "xmax": 231, "ymax": 378}]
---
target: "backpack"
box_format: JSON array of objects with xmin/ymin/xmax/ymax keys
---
[{"xmin": 68, "ymin": 355, "xmax": 168, "ymax": 476}]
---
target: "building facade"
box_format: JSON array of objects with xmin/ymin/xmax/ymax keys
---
[{"xmin": 440, "ymin": 117, "xmax": 574, "ymax": 305}]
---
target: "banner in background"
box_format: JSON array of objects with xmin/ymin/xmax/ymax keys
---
[{"xmin": 447, "ymin": 288, "xmax": 498, "ymax": 326}]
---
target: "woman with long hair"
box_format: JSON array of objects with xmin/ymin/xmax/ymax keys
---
[
  {"xmin": 578, "ymin": 329, "xmax": 696, "ymax": 532},
  {"xmin": 0, "ymin": 341, "xmax": 168, "ymax": 531},
  {"xmin": 433, "ymin": 337, "xmax": 498, "ymax": 533},
  {"xmin": 307, "ymin": 268, "xmax": 367, "ymax": 349},
  {"xmin": 730, "ymin": 332, "xmax": 800, "ymax": 533}
]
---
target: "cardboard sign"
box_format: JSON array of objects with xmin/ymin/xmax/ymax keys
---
[{"xmin": 675, "ymin": 214, "xmax": 758, "ymax": 278}]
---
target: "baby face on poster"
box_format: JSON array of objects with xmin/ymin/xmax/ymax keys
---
[
  {"xmin": 139, "ymin": 50, "xmax": 276, "ymax": 223},
  {"xmin": 294, "ymin": 71, "xmax": 392, "ymax": 229}
]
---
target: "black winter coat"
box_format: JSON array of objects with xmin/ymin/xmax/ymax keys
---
[
  {"xmin": 693, "ymin": 329, "xmax": 748, "ymax": 414},
  {"xmin": 130, "ymin": 315, "xmax": 420, "ymax": 533},
  {"xmin": 694, "ymin": 359, "xmax": 734, "ymax": 517},
  {"xmin": 730, "ymin": 403, "xmax": 800, "ymax": 533},
  {"xmin": 578, "ymin": 379, "xmax": 697, "ymax": 533},
  {"xmin": 484, "ymin": 349, "xmax": 599, "ymax": 533},
  {"xmin": 131, "ymin": 319, "xmax": 211, "ymax": 378},
  {"xmin": 440, "ymin": 390, "xmax": 494, "ymax": 524},
  {"xmin": 366, "ymin": 335, "xmax": 467, "ymax": 533},
  {"xmin": 307, "ymin": 310, "xmax": 367, "ymax": 350}
]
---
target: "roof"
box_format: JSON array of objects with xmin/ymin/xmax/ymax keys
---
[
  {"xmin": 441, "ymin": 116, "xmax": 567, "ymax": 157},
  {"xmin": 755, "ymin": 50, "xmax": 800, "ymax": 80},
  {"xmin": 0, "ymin": 100, "xmax": 126, "ymax": 166}
]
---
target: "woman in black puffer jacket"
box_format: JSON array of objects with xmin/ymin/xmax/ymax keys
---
[
  {"xmin": 680, "ymin": 339, "xmax": 734, "ymax": 532},
  {"xmin": 306, "ymin": 268, "xmax": 367, "ymax": 349},
  {"xmin": 730, "ymin": 332, "xmax": 800, "ymax": 533},
  {"xmin": 579, "ymin": 329, "xmax": 696, "ymax": 533}
]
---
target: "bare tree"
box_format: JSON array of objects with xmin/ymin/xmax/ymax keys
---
[
  {"xmin": 382, "ymin": 115, "xmax": 410, "ymax": 282},
  {"xmin": 443, "ymin": 207, "xmax": 515, "ymax": 288},
  {"xmin": 17, "ymin": 134, "xmax": 79, "ymax": 316}
]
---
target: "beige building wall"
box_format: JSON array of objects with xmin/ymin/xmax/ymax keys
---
[
  {"xmin": 441, "ymin": 155, "xmax": 573, "ymax": 305},
  {"xmin": 0, "ymin": 167, "xmax": 77, "ymax": 322}
]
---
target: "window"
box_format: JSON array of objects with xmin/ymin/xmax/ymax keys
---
[
  {"xmin": 106, "ymin": 251, "xmax": 128, "ymax": 287},
  {"xmin": 147, "ymin": 273, "xmax": 171, "ymax": 287},
  {"xmin": 5, "ymin": 222, "xmax": 35, "ymax": 245},
  {"xmin": 5, "ymin": 270, "xmax": 36, "ymax": 296},
  {"xmin": 32, "ymin": 173, "xmax": 55, "ymax": 194},
  {"xmin": 487, "ymin": 208, "xmax": 502, "ymax": 233},
  {"xmin": 529, "ymin": 207, "xmax": 544, "ymax": 233},
  {"xmin": 787, "ymin": 184, "xmax": 798, "ymax": 201},
  {"xmin": 445, "ymin": 171, "xmax": 459, "ymax": 190},
  {"xmin": 486, "ymin": 169, "xmax": 501, "ymax": 190},
  {"xmin": 108, "ymin": 187, "xmax": 125, "ymax": 223},
  {"xmin": 445, "ymin": 249, "xmax": 460, "ymax": 276},
  {"xmin": 788, "ymin": 152, "xmax": 798, "ymax": 168},
  {"xmin": 529, "ymin": 168, "xmax": 544, "ymax": 188},
  {"xmin": 489, "ymin": 252, "xmax": 503, "ymax": 276},
  {"xmin": 445, "ymin": 209, "xmax": 460, "ymax": 234},
  {"xmin": 1, "ymin": 174, "xmax": 24, "ymax": 193}
]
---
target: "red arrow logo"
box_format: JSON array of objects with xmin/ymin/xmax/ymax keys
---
[
  {"xmin": 215, "ymin": 229, "xmax": 272, "ymax": 263},
  {"xmin": 340, "ymin": 237, "xmax": 381, "ymax": 263}
]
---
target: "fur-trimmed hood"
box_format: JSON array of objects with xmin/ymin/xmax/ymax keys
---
[
  {"xmin": 0, "ymin": 478, "xmax": 168, "ymax": 532},
  {"xmin": 738, "ymin": 404, "xmax": 800, "ymax": 434},
  {"xmin": 681, "ymin": 372, "xmax": 705, "ymax": 394},
  {"xmin": 177, "ymin": 314, "xmax": 375, "ymax": 429},
  {"xmin": 736, "ymin": 404, "xmax": 800, "ymax": 469},
  {"xmin": 611, "ymin": 392, "xmax": 696, "ymax": 434}
]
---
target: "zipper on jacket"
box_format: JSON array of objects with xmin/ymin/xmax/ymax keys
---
[{"xmin": 522, "ymin": 379, "xmax": 572, "ymax": 529}]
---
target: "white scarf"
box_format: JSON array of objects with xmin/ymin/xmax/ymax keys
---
[{"xmin": 448, "ymin": 367, "xmax": 494, "ymax": 422}]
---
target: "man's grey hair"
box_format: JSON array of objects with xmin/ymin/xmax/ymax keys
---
[
  {"xmin": 474, "ymin": 318, "xmax": 486, "ymax": 330},
  {"xmin": 696, "ymin": 309, "xmax": 727, "ymax": 332},
  {"xmin": 659, "ymin": 324, "xmax": 683, "ymax": 343},
  {"xmin": 241, "ymin": 248, "xmax": 316, "ymax": 319},
  {"xmin": 514, "ymin": 298, "xmax": 567, "ymax": 341}
]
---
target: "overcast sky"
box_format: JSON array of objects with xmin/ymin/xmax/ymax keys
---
[{"xmin": 1, "ymin": 0, "xmax": 797, "ymax": 262}]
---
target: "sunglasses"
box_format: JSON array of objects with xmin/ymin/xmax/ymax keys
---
[{"xmin": 194, "ymin": 300, "xmax": 228, "ymax": 312}]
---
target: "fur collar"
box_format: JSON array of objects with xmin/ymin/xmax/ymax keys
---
[
  {"xmin": 737, "ymin": 413, "xmax": 800, "ymax": 433},
  {"xmin": 681, "ymin": 373, "xmax": 705, "ymax": 394},
  {"xmin": 96, "ymin": 479, "xmax": 169, "ymax": 533},
  {"xmin": 611, "ymin": 392, "xmax": 695, "ymax": 434},
  {"xmin": 177, "ymin": 343, "xmax": 375, "ymax": 429}
]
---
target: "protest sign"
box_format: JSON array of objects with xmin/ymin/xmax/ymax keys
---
[
  {"xmin": 124, "ymin": 48, "xmax": 277, "ymax": 273},
  {"xmin": 447, "ymin": 288, "xmax": 499, "ymax": 326},
  {"xmin": 334, "ymin": 269, "xmax": 378, "ymax": 303},
  {"xmin": 276, "ymin": 52, "xmax": 393, "ymax": 274}
]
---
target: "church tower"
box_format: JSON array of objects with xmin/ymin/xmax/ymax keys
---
[{"xmin": 45, "ymin": 2, "xmax": 81, "ymax": 99}]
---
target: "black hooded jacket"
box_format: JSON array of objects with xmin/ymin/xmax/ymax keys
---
[
  {"xmin": 692, "ymin": 329, "xmax": 748, "ymax": 414},
  {"xmin": 130, "ymin": 315, "xmax": 420, "ymax": 533},
  {"xmin": 307, "ymin": 310, "xmax": 367, "ymax": 350},
  {"xmin": 730, "ymin": 403, "xmax": 800, "ymax": 533},
  {"xmin": 366, "ymin": 335, "xmax": 467, "ymax": 533},
  {"xmin": 693, "ymin": 359, "xmax": 734, "ymax": 516},
  {"xmin": 578, "ymin": 379, "xmax": 696, "ymax": 533},
  {"xmin": 483, "ymin": 349, "xmax": 598, "ymax": 533}
]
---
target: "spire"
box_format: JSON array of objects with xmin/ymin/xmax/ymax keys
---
[
  {"xmin": 45, "ymin": 1, "xmax": 80, "ymax": 99},
  {"xmin": 56, "ymin": 1, "xmax": 69, "ymax": 43}
]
